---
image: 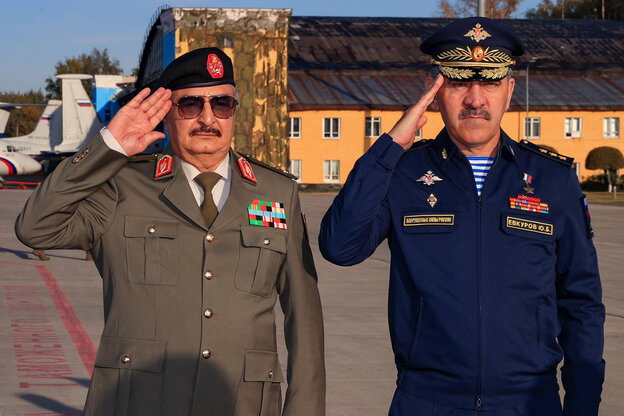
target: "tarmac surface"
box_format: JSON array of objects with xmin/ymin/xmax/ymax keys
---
[{"xmin": 0, "ymin": 189, "xmax": 622, "ymax": 415}]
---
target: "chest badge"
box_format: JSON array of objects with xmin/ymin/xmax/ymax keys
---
[
  {"xmin": 509, "ymin": 194, "xmax": 549, "ymax": 214},
  {"xmin": 416, "ymin": 170, "xmax": 444, "ymax": 186},
  {"xmin": 427, "ymin": 194, "xmax": 438, "ymax": 208},
  {"xmin": 522, "ymin": 173, "xmax": 535, "ymax": 194},
  {"xmin": 248, "ymin": 200, "xmax": 287, "ymax": 229}
]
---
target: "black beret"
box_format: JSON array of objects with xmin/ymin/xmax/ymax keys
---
[
  {"xmin": 156, "ymin": 47, "xmax": 235, "ymax": 91},
  {"xmin": 420, "ymin": 17, "xmax": 525, "ymax": 81}
]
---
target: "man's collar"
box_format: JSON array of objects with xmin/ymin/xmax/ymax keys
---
[
  {"xmin": 180, "ymin": 153, "xmax": 231, "ymax": 181},
  {"xmin": 432, "ymin": 128, "xmax": 517, "ymax": 162}
]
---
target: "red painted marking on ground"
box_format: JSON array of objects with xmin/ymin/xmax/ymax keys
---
[{"xmin": 36, "ymin": 265, "xmax": 96, "ymax": 377}]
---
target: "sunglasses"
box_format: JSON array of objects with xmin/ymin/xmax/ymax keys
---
[{"xmin": 174, "ymin": 95, "xmax": 238, "ymax": 119}]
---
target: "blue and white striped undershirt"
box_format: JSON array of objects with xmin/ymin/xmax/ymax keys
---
[{"xmin": 467, "ymin": 156, "xmax": 495, "ymax": 196}]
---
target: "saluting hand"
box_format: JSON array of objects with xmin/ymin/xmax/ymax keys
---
[
  {"xmin": 107, "ymin": 87, "xmax": 173, "ymax": 156},
  {"xmin": 388, "ymin": 74, "xmax": 444, "ymax": 151}
]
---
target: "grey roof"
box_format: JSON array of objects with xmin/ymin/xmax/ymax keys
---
[{"xmin": 287, "ymin": 17, "xmax": 624, "ymax": 110}]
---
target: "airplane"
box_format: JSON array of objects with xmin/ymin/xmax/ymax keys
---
[
  {"xmin": 0, "ymin": 102, "xmax": 46, "ymax": 138},
  {"xmin": 0, "ymin": 142, "xmax": 42, "ymax": 185},
  {"xmin": 0, "ymin": 74, "xmax": 103, "ymax": 159}
]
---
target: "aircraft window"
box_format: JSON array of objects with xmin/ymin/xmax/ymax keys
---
[{"xmin": 7, "ymin": 145, "xmax": 16, "ymax": 152}]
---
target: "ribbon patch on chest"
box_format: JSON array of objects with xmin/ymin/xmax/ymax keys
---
[
  {"xmin": 248, "ymin": 200, "xmax": 287, "ymax": 229},
  {"xmin": 509, "ymin": 195, "xmax": 549, "ymax": 214}
]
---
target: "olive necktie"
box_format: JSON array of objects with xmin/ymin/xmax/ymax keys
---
[{"xmin": 194, "ymin": 172, "xmax": 221, "ymax": 228}]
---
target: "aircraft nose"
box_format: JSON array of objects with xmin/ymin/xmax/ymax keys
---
[{"xmin": 20, "ymin": 155, "xmax": 42, "ymax": 174}]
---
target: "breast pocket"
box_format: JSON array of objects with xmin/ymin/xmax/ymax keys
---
[
  {"xmin": 235, "ymin": 226, "xmax": 287, "ymax": 297},
  {"xmin": 124, "ymin": 216, "xmax": 179, "ymax": 285}
]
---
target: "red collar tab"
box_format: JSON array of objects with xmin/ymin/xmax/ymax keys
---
[
  {"xmin": 237, "ymin": 157, "xmax": 257, "ymax": 183},
  {"xmin": 154, "ymin": 155, "xmax": 173, "ymax": 179}
]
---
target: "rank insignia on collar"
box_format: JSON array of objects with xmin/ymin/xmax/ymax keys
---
[
  {"xmin": 509, "ymin": 194, "xmax": 549, "ymax": 214},
  {"xmin": 427, "ymin": 194, "xmax": 438, "ymax": 208},
  {"xmin": 154, "ymin": 155, "xmax": 173, "ymax": 178},
  {"xmin": 248, "ymin": 200, "xmax": 287, "ymax": 229},
  {"xmin": 416, "ymin": 170, "xmax": 444, "ymax": 186},
  {"xmin": 238, "ymin": 157, "xmax": 257, "ymax": 183},
  {"xmin": 523, "ymin": 172, "xmax": 535, "ymax": 194}
]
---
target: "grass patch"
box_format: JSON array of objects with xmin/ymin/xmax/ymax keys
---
[{"xmin": 584, "ymin": 191, "xmax": 624, "ymax": 206}]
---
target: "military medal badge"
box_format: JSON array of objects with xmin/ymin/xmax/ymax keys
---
[
  {"xmin": 427, "ymin": 194, "xmax": 438, "ymax": 208},
  {"xmin": 509, "ymin": 194, "xmax": 549, "ymax": 214},
  {"xmin": 522, "ymin": 172, "xmax": 535, "ymax": 194},
  {"xmin": 416, "ymin": 170, "xmax": 444, "ymax": 186},
  {"xmin": 248, "ymin": 200, "xmax": 287, "ymax": 229}
]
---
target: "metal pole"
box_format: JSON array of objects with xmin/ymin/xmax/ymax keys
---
[
  {"xmin": 525, "ymin": 62, "xmax": 529, "ymax": 139},
  {"xmin": 479, "ymin": 0, "xmax": 486, "ymax": 17}
]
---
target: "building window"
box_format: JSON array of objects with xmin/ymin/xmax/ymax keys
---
[
  {"xmin": 604, "ymin": 117, "xmax": 620, "ymax": 139},
  {"xmin": 289, "ymin": 117, "xmax": 301, "ymax": 139},
  {"xmin": 223, "ymin": 37, "xmax": 233, "ymax": 48},
  {"xmin": 323, "ymin": 160, "xmax": 340, "ymax": 183},
  {"xmin": 365, "ymin": 117, "xmax": 381, "ymax": 138},
  {"xmin": 323, "ymin": 118, "xmax": 340, "ymax": 139},
  {"xmin": 524, "ymin": 117, "xmax": 541, "ymax": 139},
  {"xmin": 289, "ymin": 159, "xmax": 302, "ymax": 182},
  {"xmin": 415, "ymin": 128, "xmax": 422, "ymax": 139},
  {"xmin": 564, "ymin": 117, "xmax": 582, "ymax": 138}
]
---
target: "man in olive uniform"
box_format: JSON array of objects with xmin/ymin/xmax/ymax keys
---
[{"xmin": 16, "ymin": 47, "xmax": 325, "ymax": 416}]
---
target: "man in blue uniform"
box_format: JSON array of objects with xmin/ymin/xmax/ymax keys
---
[{"xmin": 319, "ymin": 17, "xmax": 604, "ymax": 416}]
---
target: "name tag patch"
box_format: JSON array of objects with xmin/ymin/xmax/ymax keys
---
[
  {"xmin": 403, "ymin": 214, "xmax": 455, "ymax": 227},
  {"xmin": 505, "ymin": 216, "xmax": 553, "ymax": 235}
]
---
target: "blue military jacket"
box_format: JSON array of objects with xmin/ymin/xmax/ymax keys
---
[{"xmin": 319, "ymin": 129, "xmax": 605, "ymax": 415}]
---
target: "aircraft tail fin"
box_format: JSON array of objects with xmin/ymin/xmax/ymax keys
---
[
  {"xmin": 29, "ymin": 100, "xmax": 61, "ymax": 139},
  {"xmin": 56, "ymin": 74, "xmax": 103, "ymax": 151}
]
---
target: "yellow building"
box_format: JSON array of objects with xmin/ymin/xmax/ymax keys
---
[{"xmin": 287, "ymin": 18, "xmax": 624, "ymax": 185}]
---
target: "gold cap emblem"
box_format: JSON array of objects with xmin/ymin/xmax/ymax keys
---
[{"xmin": 464, "ymin": 23, "xmax": 491, "ymax": 43}]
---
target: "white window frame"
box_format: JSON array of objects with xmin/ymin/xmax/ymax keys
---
[
  {"xmin": 572, "ymin": 162, "xmax": 581, "ymax": 178},
  {"xmin": 603, "ymin": 117, "xmax": 620, "ymax": 139},
  {"xmin": 323, "ymin": 118, "xmax": 341, "ymax": 139},
  {"xmin": 289, "ymin": 159, "xmax": 302, "ymax": 182},
  {"xmin": 289, "ymin": 117, "xmax": 301, "ymax": 139},
  {"xmin": 365, "ymin": 117, "xmax": 381, "ymax": 138},
  {"xmin": 415, "ymin": 128, "xmax": 422, "ymax": 139},
  {"xmin": 323, "ymin": 160, "xmax": 340, "ymax": 183},
  {"xmin": 524, "ymin": 117, "xmax": 541, "ymax": 139},
  {"xmin": 564, "ymin": 117, "xmax": 582, "ymax": 138}
]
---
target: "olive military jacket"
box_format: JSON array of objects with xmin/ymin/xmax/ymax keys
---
[{"xmin": 15, "ymin": 133, "xmax": 326, "ymax": 416}]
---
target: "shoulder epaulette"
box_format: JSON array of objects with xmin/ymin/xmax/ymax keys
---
[
  {"xmin": 406, "ymin": 139, "xmax": 433, "ymax": 152},
  {"xmin": 128, "ymin": 154, "xmax": 158, "ymax": 163},
  {"xmin": 518, "ymin": 140, "xmax": 574, "ymax": 167},
  {"xmin": 236, "ymin": 152, "xmax": 298, "ymax": 180}
]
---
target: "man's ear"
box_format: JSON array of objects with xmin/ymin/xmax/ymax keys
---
[{"xmin": 505, "ymin": 77, "xmax": 515, "ymax": 112}]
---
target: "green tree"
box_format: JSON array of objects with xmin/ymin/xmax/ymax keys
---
[
  {"xmin": 0, "ymin": 90, "xmax": 46, "ymax": 137},
  {"xmin": 526, "ymin": 0, "xmax": 624, "ymax": 21},
  {"xmin": 439, "ymin": 0, "xmax": 521, "ymax": 18},
  {"xmin": 45, "ymin": 48, "xmax": 123, "ymax": 100},
  {"xmin": 585, "ymin": 146, "xmax": 624, "ymax": 191}
]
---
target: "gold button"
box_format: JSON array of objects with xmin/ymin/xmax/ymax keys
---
[
  {"xmin": 204, "ymin": 271, "xmax": 213, "ymax": 280},
  {"xmin": 206, "ymin": 233, "xmax": 215, "ymax": 242},
  {"xmin": 201, "ymin": 349, "xmax": 211, "ymax": 359},
  {"xmin": 268, "ymin": 370, "xmax": 274, "ymax": 378},
  {"xmin": 204, "ymin": 308, "xmax": 213, "ymax": 318},
  {"xmin": 120, "ymin": 354, "xmax": 131, "ymax": 364},
  {"xmin": 147, "ymin": 226, "xmax": 156, "ymax": 234},
  {"xmin": 263, "ymin": 238, "xmax": 270, "ymax": 245}
]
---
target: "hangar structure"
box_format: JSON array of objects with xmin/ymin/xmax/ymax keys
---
[{"xmin": 126, "ymin": 7, "xmax": 624, "ymax": 184}]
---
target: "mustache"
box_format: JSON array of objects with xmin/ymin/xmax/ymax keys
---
[
  {"xmin": 459, "ymin": 108, "xmax": 492, "ymax": 120},
  {"xmin": 190, "ymin": 125, "xmax": 222, "ymax": 137}
]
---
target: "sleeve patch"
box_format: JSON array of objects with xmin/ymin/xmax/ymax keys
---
[{"xmin": 580, "ymin": 195, "xmax": 594, "ymax": 239}]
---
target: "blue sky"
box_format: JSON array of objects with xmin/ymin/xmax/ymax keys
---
[{"xmin": 0, "ymin": 0, "xmax": 541, "ymax": 93}]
